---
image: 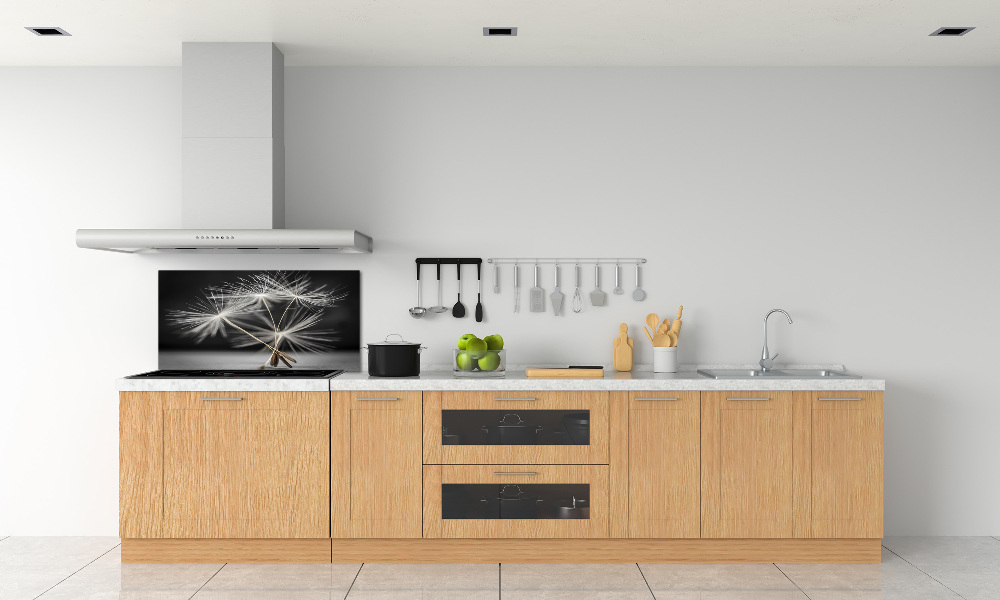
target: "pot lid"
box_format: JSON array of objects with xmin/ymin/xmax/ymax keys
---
[{"xmin": 367, "ymin": 333, "xmax": 421, "ymax": 346}]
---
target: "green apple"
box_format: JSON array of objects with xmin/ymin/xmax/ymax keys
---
[
  {"xmin": 465, "ymin": 337, "xmax": 488, "ymax": 359},
  {"xmin": 455, "ymin": 351, "xmax": 476, "ymax": 371},
  {"xmin": 457, "ymin": 334, "xmax": 478, "ymax": 351},
  {"xmin": 478, "ymin": 351, "xmax": 501, "ymax": 371},
  {"xmin": 483, "ymin": 334, "xmax": 504, "ymax": 351}
]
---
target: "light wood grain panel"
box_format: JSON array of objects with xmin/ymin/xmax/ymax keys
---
[
  {"xmin": 423, "ymin": 391, "xmax": 609, "ymax": 465},
  {"xmin": 120, "ymin": 392, "xmax": 164, "ymax": 538},
  {"xmin": 608, "ymin": 392, "xmax": 629, "ymax": 538},
  {"xmin": 807, "ymin": 391, "xmax": 884, "ymax": 538},
  {"xmin": 628, "ymin": 392, "xmax": 700, "ymax": 538},
  {"xmin": 161, "ymin": 391, "xmax": 329, "ymax": 539},
  {"xmin": 328, "ymin": 538, "xmax": 881, "ymax": 564},
  {"xmin": 331, "ymin": 391, "xmax": 422, "ymax": 539},
  {"xmin": 702, "ymin": 391, "xmax": 793, "ymax": 538},
  {"xmin": 122, "ymin": 538, "xmax": 330, "ymax": 563},
  {"xmin": 330, "ymin": 391, "xmax": 351, "ymax": 538},
  {"xmin": 424, "ymin": 464, "xmax": 609, "ymax": 538},
  {"xmin": 792, "ymin": 391, "xmax": 812, "ymax": 538}
]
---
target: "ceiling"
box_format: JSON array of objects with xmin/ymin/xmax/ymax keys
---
[{"xmin": 2, "ymin": 0, "xmax": 998, "ymax": 66}]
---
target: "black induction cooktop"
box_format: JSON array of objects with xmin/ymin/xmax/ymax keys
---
[{"xmin": 127, "ymin": 369, "xmax": 344, "ymax": 379}]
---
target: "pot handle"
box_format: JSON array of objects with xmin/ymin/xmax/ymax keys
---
[
  {"xmin": 384, "ymin": 333, "xmax": 404, "ymax": 343},
  {"xmin": 418, "ymin": 346, "xmax": 427, "ymax": 354}
]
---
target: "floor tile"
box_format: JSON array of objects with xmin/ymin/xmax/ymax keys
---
[
  {"xmin": 883, "ymin": 536, "xmax": 1000, "ymax": 571},
  {"xmin": 0, "ymin": 564, "xmax": 81, "ymax": 600},
  {"xmin": 120, "ymin": 562, "xmax": 224, "ymax": 592},
  {"xmin": 778, "ymin": 548, "xmax": 964, "ymax": 600},
  {"xmin": 639, "ymin": 563, "xmax": 798, "ymax": 592},
  {"xmin": 202, "ymin": 563, "xmax": 360, "ymax": 592},
  {"xmin": 500, "ymin": 563, "xmax": 652, "ymax": 600},
  {"xmin": 347, "ymin": 562, "xmax": 498, "ymax": 599},
  {"xmin": 0, "ymin": 536, "xmax": 120, "ymax": 568},
  {"xmin": 918, "ymin": 568, "xmax": 1000, "ymax": 600},
  {"xmin": 194, "ymin": 592, "xmax": 335, "ymax": 600}
]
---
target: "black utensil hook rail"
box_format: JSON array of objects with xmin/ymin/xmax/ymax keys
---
[{"xmin": 415, "ymin": 258, "xmax": 485, "ymax": 321}]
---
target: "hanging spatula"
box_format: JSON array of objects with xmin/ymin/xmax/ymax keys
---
[
  {"xmin": 529, "ymin": 264, "xmax": 545, "ymax": 312},
  {"xmin": 589, "ymin": 264, "xmax": 607, "ymax": 307},
  {"xmin": 550, "ymin": 265, "xmax": 565, "ymax": 316}
]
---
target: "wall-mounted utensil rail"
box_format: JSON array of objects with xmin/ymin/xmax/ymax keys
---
[{"xmin": 487, "ymin": 258, "xmax": 646, "ymax": 265}]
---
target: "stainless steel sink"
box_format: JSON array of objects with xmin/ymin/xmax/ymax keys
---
[{"xmin": 698, "ymin": 368, "xmax": 861, "ymax": 379}]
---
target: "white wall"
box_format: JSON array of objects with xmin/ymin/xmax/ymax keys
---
[{"xmin": 1, "ymin": 66, "xmax": 998, "ymax": 536}]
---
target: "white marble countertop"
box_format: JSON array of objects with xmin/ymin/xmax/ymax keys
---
[{"xmin": 117, "ymin": 365, "xmax": 884, "ymax": 392}]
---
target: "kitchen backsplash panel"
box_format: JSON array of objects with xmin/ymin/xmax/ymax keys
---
[{"xmin": 158, "ymin": 270, "xmax": 361, "ymax": 371}]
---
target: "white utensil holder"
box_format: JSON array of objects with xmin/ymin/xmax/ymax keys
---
[{"xmin": 653, "ymin": 347, "xmax": 678, "ymax": 373}]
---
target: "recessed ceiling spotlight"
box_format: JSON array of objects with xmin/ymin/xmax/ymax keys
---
[
  {"xmin": 483, "ymin": 27, "xmax": 517, "ymax": 37},
  {"xmin": 25, "ymin": 26, "xmax": 71, "ymax": 36},
  {"xmin": 929, "ymin": 27, "xmax": 975, "ymax": 36}
]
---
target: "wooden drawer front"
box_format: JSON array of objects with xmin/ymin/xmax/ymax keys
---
[
  {"xmin": 423, "ymin": 464, "xmax": 609, "ymax": 538},
  {"xmin": 160, "ymin": 391, "xmax": 330, "ymax": 539},
  {"xmin": 627, "ymin": 392, "xmax": 700, "ymax": 538},
  {"xmin": 803, "ymin": 391, "xmax": 884, "ymax": 538},
  {"xmin": 423, "ymin": 391, "xmax": 609, "ymax": 465},
  {"xmin": 701, "ymin": 391, "xmax": 793, "ymax": 539}
]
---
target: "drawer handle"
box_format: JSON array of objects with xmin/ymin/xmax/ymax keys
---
[
  {"xmin": 357, "ymin": 397, "xmax": 399, "ymax": 401},
  {"xmin": 494, "ymin": 397, "xmax": 537, "ymax": 401},
  {"xmin": 200, "ymin": 397, "xmax": 243, "ymax": 402},
  {"xmin": 636, "ymin": 397, "xmax": 679, "ymax": 401},
  {"xmin": 819, "ymin": 397, "xmax": 863, "ymax": 402},
  {"xmin": 493, "ymin": 472, "xmax": 537, "ymax": 476},
  {"xmin": 727, "ymin": 397, "xmax": 771, "ymax": 401}
]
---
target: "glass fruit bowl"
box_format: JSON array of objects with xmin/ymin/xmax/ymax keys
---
[{"xmin": 454, "ymin": 349, "xmax": 505, "ymax": 377}]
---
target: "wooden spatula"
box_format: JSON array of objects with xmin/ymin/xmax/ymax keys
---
[{"xmin": 645, "ymin": 313, "xmax": 659, "ymax": 335}]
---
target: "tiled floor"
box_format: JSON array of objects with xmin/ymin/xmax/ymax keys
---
[{"xmin": 0, "ymin": 537, "xmax": 997, "ymax": 599}]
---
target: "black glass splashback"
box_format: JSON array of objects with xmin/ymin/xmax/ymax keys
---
[{"xmin": 157, "ymin": 270, "xmax": 361, "ymax": 371}]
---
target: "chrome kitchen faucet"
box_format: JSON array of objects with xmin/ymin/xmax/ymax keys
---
[{"xmin": 760, "ymin": 309, "xmax": 793, "ymax": 372}]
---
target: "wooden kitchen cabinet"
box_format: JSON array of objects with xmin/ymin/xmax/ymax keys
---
[
  {"xmin": 701, "ymin": 391, "xmax": 794, "ymax": 538},
  {"xmin": 121, "ymin": 391, "xmax": 330, "ymax": 539},
  {"xmin": 625, "ymin": 392, "xmax": 700, "ymax": 538},
  {"xmin": 331, "ymin": 391, "xmax": 422, "ymax": 538},
  {"xmin": 796, "ymin": 391, "xmax": 884, "ymax": 538}
]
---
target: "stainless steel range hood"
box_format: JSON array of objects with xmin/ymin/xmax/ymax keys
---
[{"xmin": 76, "ymin": 43, "xmax": 372, "ymax": 254}]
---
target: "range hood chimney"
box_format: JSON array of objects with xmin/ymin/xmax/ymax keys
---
[{"xmin": 76, "ymin": 42, "xmax": 373, "ymax": 254}]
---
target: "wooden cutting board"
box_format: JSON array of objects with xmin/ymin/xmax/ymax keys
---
[{"xmin": 525, "ymin": 367, "xmax": 605, "ymax": 378}]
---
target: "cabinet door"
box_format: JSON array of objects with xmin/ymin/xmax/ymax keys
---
[
  {"xmin": 331, "ymin": 391, "xmax": 422, "ymax": 538},
  {"xmin": 423, "ymin": 391, "xmax": 609, "ymax": 465},
  {"xmin": 701, "ymin": 391, "xmax": 793, "ymax": 538},
  {"xmin": 161, "ymin": 391, "xmax": 330, "ymax": 539},
  {"xmin": 804, "ymin": 391, "xmax": 883, "ymax": 538},
  {"xmin": 120, "ymin": 392, "xmax": 164, "ymax": 538},
  {"xmin": 627, "ymin": 392, "xmax": 700, "ymax": 538}
]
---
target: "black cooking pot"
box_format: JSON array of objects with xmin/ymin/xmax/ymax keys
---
[{"xmin": 366, "ymin": 334, "xmax": 425, "ymax": 377}]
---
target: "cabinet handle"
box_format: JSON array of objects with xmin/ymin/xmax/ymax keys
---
[
  {"xmin": 727, "ymin": 397, "xmax": 770, "ymax": 401},
  {"xmin": 356, "ymin": 397, "xmax": 399, "ymax": 401},
  {"xmin": 494, "ymin": 397, "xmax": 537, "ymax": 402},
  {"xmin": 200, "ymin": 397, "xmax": 243, "ymax": 402},
  {"xmin": 636, "ymin": 397, "xmax": 679, "ymax": 401},
  {"xmin": 819, "ymin": 397, "xmax": 863, "ymax": 402},
  {"xmin": 493, "ymin": 472, "xmax": 537, "ymax": 476}
]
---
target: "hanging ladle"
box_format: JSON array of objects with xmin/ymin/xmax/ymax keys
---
[{"xmin": 409, "ymin": 263, "xmax": 426, "ymax": 318}]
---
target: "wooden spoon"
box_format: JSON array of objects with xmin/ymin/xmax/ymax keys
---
[
  {"xmin": 645, "ymin": 313, "xmax": 660, "ymax": 335},
  {"xmin": 653, "ymin": 323, "xmax": 670, "ymax": 347}
]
